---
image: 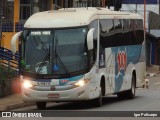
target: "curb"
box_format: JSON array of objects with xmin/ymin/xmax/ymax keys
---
[
  {"xmin": 146, "ymin": 72, "xmax": 160, "ymax": 77},
  {"xmin": 0, "ymin": 102, "xmax": 35, "ymax": 111}
]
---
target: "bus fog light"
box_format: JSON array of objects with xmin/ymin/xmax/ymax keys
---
[{"xmin": 23, "ymin": 80, "xmax": 33, "ymax": 89}]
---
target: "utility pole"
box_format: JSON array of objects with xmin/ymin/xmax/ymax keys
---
[
  {"xmin": 144, "ymin": 0, "xmax": 146, "ymax": 35},
  {"xmin": 144, "ymin": 0, "xmax": 147, "ymax": 68}
]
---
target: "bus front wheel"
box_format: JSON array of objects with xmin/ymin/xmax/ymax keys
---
[
  {"xmin": 36, "ymin": 102, "xmax": 46, "ymax": 110},
  {"xmin": 92, "ymin": 86, "xmax": 102, "ymax": 107}
]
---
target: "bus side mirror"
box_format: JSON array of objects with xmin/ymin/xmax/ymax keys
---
[
  {"xmin": 11, "ymin": 31, "xmax": 22, "ymax": 53},
  {"xmin": 87, "ymin": 28, "xmax": 94, "ymax": 50}
]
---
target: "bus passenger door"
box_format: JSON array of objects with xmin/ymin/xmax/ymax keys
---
[{"xmin": 105, "ymin": 48, "xmax": 115, "ymax": 94}]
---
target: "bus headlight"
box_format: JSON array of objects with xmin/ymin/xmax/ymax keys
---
[
  {"xmin": 23, "ymin": 80, "xmax": 33, "ymax": 89},
  {"xmin": 75, "ymin": 79, "xmax": 88, "ymax": 87}
]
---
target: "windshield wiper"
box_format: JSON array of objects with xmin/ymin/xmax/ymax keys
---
[
  {"xmin": 54, "ymin": 42, "xmax": 70, "ymax": 77},
  {"xmin": 37, "ymin": 45, "xmax": 50, "ymax": 74},
  {"xmin": 55, "ymin": 53, "xmax": 70, "ymax": 77},
  {"xmin": 36, "ymin": 53, "xmax": 50, "ymax": 74}
]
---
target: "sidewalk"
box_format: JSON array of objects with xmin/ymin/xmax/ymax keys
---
[
  {"xmin": 0, "ymin": 65, "xmax": 160, "ymax": 111},
  {"xmin": 0, "ymin": 93, "xmax": 35, "ymax": 111}
]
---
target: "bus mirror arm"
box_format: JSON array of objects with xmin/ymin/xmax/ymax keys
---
[{"xmin": 87, "ymin": 28, "xmax": 94, "ymax": 50}]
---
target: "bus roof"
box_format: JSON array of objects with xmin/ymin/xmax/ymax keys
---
[{"xmin": 24, "ymin": 7, "xmax": 142, "ymax": 29}]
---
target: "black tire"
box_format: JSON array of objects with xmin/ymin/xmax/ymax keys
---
[
  {"xmin": 117, "ymin": 74, "xmax": 136, "ymax": 99},
  {"xmin": 117, "ymin": 91, "xmax": 126, "ymax": 99},
  {"xmin": 36, "ymin": 102, "xmax": 46, "ymax": 110},
  {"xmin": 126, "ymin": 74, "xmax": 136, "ymax": 99},
  {"xmin": 92, "ymin": 87, "xmax": 102, "ymax": 107}
]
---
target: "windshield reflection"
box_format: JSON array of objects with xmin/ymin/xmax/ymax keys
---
[{"xmin": 22, "ymin": 28, "xmax": 89, "ymax": 76}]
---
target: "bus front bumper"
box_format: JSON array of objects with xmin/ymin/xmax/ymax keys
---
[{"xmin": 22, "ymin": 83, "xmax": 99, "ymax": 102}]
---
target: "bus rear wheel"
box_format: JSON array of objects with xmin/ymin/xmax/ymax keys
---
[
  {"xmin": 36, "ymin": 102, "xmax": 46, "ymax": 110},
  {"xmin": 117, "ymin": 74, "xmax": 136, "ymax": 99},
  {"xmin": 126, "ymin": 74, "xmax": 136, "ymax": 99}
]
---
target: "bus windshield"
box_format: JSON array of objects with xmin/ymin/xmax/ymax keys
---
[{"xmin": 21, "ymin": 28, "xmax": 89, "ymax": 77}]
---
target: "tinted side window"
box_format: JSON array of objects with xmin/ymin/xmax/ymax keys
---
[
  {"xmin": 100, "ymin": 19, "xmax": 107, "ymax": 34},
  {"xmin": 114, "ymin": 19, "xmax": 123, "ymax": 46},
  {"xmin": 99, "ymin": 19, "xmax": 143, "ymax": 49},
  {"xmin": 123, "ymin": 19, "xmax": 130, "ymax": 30},
  {"xmin": 122, "ymin": 19, "xmax": 131, "ymax": 45},
  {"xmin": 130, "ymin": 19, "xmax": 138, "ymax": 44},
  {"xmin": 130, "ymin": 19, "xmax": 144, "ymax": 45},
  {"xmin": 137, "ymin": 19, "xmax": 143, "ymax": 30},
  {"xmin": 114, "ymin": 19, "xmax": 122, "ymax": 30},
  {"xmin": 100, "ymin": 19, "xmax": 114, "ymax": 48},
  {"xmin": 137, "ymin": 19, "xmax": 144, "ymax": 44},
  {"xmin": 100, "ymin": 19, "xmax": 123, "ymax": 48}
]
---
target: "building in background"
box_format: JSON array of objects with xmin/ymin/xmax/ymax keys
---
[
  {"xmin": 147, "ymin": 11, "xmax": 160, "ymax": 66},
  {"xmin": 146, "ymin": 32, "xmax": 160, "ymax": 66}
]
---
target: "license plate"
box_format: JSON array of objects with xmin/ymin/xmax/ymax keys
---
[
  {"xmin": 37, "ymin": 82, "xmax": 50, "ymax": 86},
  {"xmin": 48, "ymin": 94, "xmax": 59, "ymax": 98}
]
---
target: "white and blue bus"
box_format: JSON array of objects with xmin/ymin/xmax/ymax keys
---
[{"xmin": 11, "ymin": 7, "xmax": 146, "ymax": 109}]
